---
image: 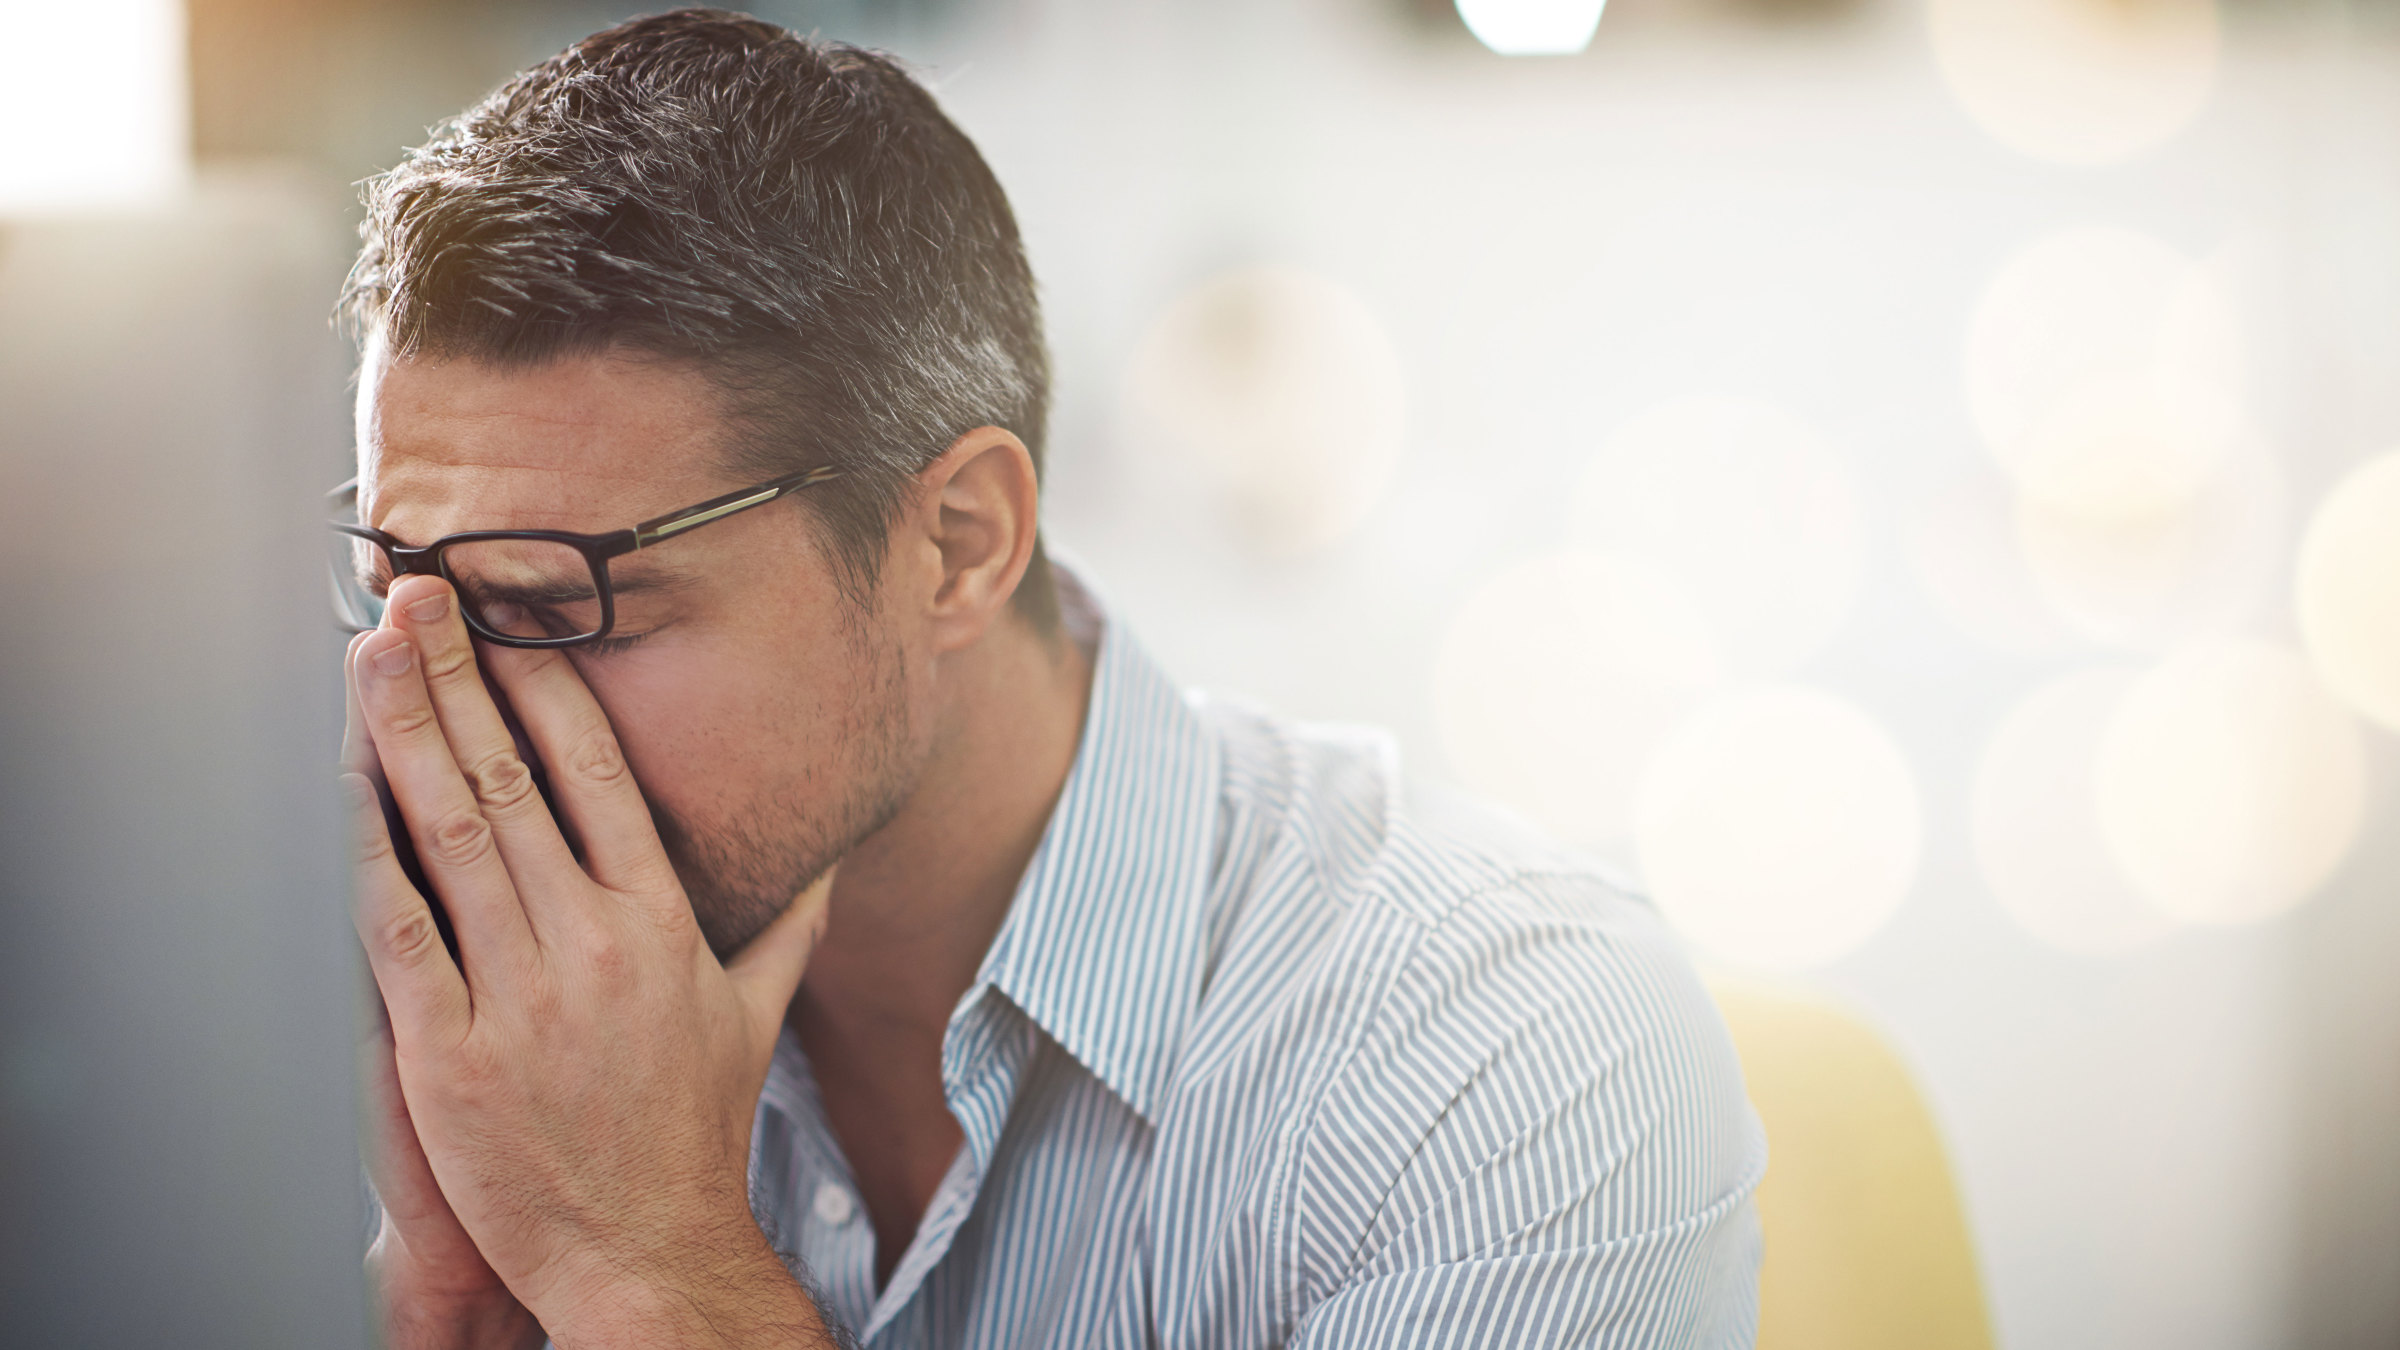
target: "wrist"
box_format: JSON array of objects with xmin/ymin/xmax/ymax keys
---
[
  {"xmin": 368, "ymin": 1237, "xmax": 545, "ymax": 1350},
  {"xmin": 379, "ymin": 1299, "xmax": 547, "ymax": 1350},
  {"xmin": 528, "ymin": 1221, "xmax": 828, "ymax": 1350}
]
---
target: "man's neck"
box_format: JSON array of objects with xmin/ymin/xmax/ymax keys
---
[
  {"xmin": 788, "ymin": 611, "xmax": 1095, "ymax": 1052},
  {"xmin": 783, "ymin": 610, "xmax": 1093, "ymax": 1284}
]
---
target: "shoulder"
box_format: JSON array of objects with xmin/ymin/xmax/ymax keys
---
[
  {"xmin": 1186, "ymin": 694, "xmax": 1752, "ymax": 1173},
  {"xmin": 1191, "ymin": 687, "xmax": 1687, "ymax": 975},
  {"xmin": 1195, "ymin": 691, "xmax": 1617, "ymax": 927},
  {"xmin": 1173, "ymin": 697, "xmax": 1761, "ymax": 1329}
]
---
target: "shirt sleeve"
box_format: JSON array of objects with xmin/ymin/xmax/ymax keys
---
[{"xmin": 1287, "ymin": 878, "xmax": 1765, "ymax": 1349}]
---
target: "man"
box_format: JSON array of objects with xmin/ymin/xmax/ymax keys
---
[{"xmin": 337, "ymin": 11, "xmax": 1763, "ymax": 1348}]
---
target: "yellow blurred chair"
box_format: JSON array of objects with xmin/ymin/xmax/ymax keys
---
[{"xmin": 1710, "ymin": 982, "xmax": 1995, "ymax": 1350}]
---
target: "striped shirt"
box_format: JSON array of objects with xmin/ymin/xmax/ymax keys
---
[{"xmin": 746, "ymin": 568, "xmax": 1765, "ymax": 1348}]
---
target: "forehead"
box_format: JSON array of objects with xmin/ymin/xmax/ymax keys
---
[{"xmin": 358, "ymin": 346, "xmax": 736, "ymax": 540}]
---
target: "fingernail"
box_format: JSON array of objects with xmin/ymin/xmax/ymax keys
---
[
  {"xmin": 403, "ymin": 592, "xmax": 450, "ymax": 623},
  {"xmin": 482, "ymin": 600, "xmax": 522, "ymax": 631},
  {"xmin": 369, "ymin": 640, "xmax": 414, "ymax": 677}
]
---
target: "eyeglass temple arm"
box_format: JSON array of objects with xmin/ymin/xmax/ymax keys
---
[
  {"xmin": 630, "ymin": 465, "xmax": 841, "ymax": 549},
  {"xmin": 331, "ymin": 467, "xmax": 839, "ymax": 549}
]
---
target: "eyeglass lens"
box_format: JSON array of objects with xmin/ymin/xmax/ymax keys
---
[
  {"xmin": 438, "ymin": 539, "xmax": 607, "ymax": 644},
  {"xmin": 327, "ymin": 532, "xmax": 608, "ymax": 645},
  {"xmin": 329, "ymin": 531, "xmax": 388, "ymax": 632}
]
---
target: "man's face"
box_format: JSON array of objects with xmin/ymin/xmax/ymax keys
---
[{"xmin": 357, "ymin": 345, "xmax": 926, "ymax": 954}]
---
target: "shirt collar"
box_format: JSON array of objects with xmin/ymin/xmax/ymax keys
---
[{"xmin": 953, "ymin": 564, "xmax": 1221, "ymax": 1126}]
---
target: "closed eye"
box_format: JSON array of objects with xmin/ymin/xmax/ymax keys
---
[{"xmin": 574, "ymin": 631, "xmax": 654, "ymax": 658}]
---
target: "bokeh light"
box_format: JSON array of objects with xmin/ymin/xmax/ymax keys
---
[
  {"xmin": 1121, "ymin": 265, "xmax": 1406, "ymax": 554},
  {"xmin": 1433, "ymin": 550, "xmax": 1722, "ymax": 849},
  {"xmin": 2296, "ymin": 449, "xmax": 2400, "ymax": 734},
  {"xmin": 0, "ymin": 0, "xmax": 189, "ymax": 214},
  {"xmin": 1455, "ymin": 0, "xmax": 1608, "ymax": 57},
  {"xmin": 1962, "ymin": 227, "xmax": 2267, "ymax": 650},
  {"xmin": 1966, "ymin": 227, "xmax": 2244, "ymax": 501},
  {"xmin": 2095, "ymin": 640, "xmax": 2367, "ymax": 926},
  {"xmin": 1927, "ymin": 0, "xmax": 2219, "ymax": 166},
  {"xmin": 1569, "ymin": 396, "xmax": 1866, "ymax": 677},
  {"xmin": 1972, "ymin": 670, "xmax": 2176, "ymax": 955},
  {"xmin": 1636, "ymin": 687, "xmax": 1922, "ymax": 970},
  {"xmin": 1908, "ymin": 464, "xmax": 2079, "ymax": 660},
  {"xmin": 2015, "ymin": 440, "xmax": 2284, "ymax": 650}
]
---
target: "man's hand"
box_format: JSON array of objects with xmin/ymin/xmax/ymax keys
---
[
  {"xmin": 357, "ymin": 987, "xmax": 546, "ymax": 1350},
  {"xmin": 343, "ymin": 575, "xmax": 836, "ymax": 1349}
]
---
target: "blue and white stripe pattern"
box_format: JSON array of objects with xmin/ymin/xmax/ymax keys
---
[{"xmin": 750, "ymin": 574, "xmax": 1765, "ymax": 1347}]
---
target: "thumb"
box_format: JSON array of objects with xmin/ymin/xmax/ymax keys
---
[{"xmin": 724, "ymin": 864, "xmax": 836, "ymax": 1042}]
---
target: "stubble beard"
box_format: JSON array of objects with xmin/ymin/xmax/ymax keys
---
[{"xmin": 651, "ymin": 623, "xmax": 919, "ymax": 960}]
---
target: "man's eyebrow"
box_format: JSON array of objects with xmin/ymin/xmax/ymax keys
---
[
  {"xmin": 601, "ymin": 564, "xmax": 697, "ymax": 598},
  {"xmin": 458, "ymin": 564, "xmax": 696, "ymax": 608},
  {"xmin": 463, "ymin": 575, "xmax": 602, "ymax": 608}
]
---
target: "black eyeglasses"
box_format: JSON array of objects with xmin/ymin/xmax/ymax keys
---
[{"xmin": 328, "ymin": 464, "xmax": 841, "ymax": 649}]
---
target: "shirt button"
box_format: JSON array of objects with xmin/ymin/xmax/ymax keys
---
[{"xmin": 812, "ymin": 1182, "xmax": 856, "ymax": 1227}]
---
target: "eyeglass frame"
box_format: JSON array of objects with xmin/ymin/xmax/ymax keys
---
[{"xmin": 327, "ymin": 463, "xmax": 843, "ymax": 649}]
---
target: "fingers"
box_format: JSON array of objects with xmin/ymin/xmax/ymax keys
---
[
  {"xmin": 384, "ymin": 576, "xmax": 581, "ymax": 895},
  {"xmin": 723, "ymin": 867, "xmax": 836, "ymax": 1050},
  {"xmin": 353, "ymin": 624, "xmax": 538, "ymax": 973},
  {"xmin": 344, "ymin": 772, "xmax": 470, "ymax": 1048},
  {"xmin": 343, "ymin": 630, "xmax": 382, "ymax": 783},
  {"xmin": 344, "ymin": 633, "xmax": 471, "ymax": 1046},
  {"xmin": 477, "ymin": 635, "xmax": 678, "ymax": 898},
  {"xmin": 356, "ymin": 1000, "xmax": 421, "ymax": 1204}
]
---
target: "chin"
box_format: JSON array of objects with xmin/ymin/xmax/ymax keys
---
[
  {"xmin": 656, "ymin": 808, "xmax": 830, "ymax": 958},
  {"xmin": 656, "ymin": 762, "xmax": 916, "ymax": 960}
]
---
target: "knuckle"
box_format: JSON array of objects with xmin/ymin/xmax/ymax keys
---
[
  {"xmin": 582, "ymin": 931, "xmax": 635, "ymax": 984},
  {"xmin": 463, "ymin": 751, "xmax": 539, "ymax": 814},
  {"xmin": 424, "ymin": 810, "xmax": 496, "ymax": 868},
  {"xmin": 354, "ymin": 823, "xmax": 396, "ymax": 868},
  {"xmin": 381, "ymin": 703, "xmax": 439, "ymax": 740},
  {"xmin": 565, "ymin": 728, "xmax": 630, "ymax": 789},
  {"xmin": 418, "ymin": 642, "xmax": 476, "ymax": 688},
  {"xmin": 373, "ymin": 905, "xmax": 446, "ymax": 966}
]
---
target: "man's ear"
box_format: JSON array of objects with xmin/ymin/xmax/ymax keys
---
[{"xmin": 909, "ymin": 425, "xmax": 1040, "ymax": 654}]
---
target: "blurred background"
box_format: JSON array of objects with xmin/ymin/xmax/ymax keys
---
[{"xmin": 5, "ymin": 0, "xmax": 2399, "ymax": 1345}]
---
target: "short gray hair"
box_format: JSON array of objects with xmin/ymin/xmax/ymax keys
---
[{"xmin": 341, "ymin": 8, "xmax": 1056, "ymax": 628}]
